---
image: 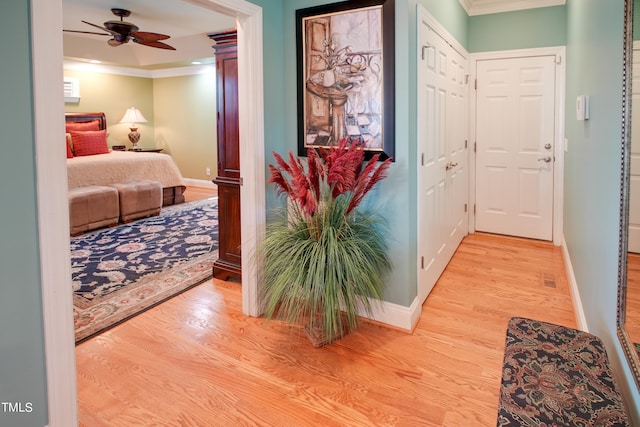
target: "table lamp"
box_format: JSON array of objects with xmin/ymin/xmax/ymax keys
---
[{"xmin": 119, "ymin": 107, "xmax": 148, "ymax": 151}]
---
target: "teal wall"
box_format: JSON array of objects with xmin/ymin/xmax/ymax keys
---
[
  {"xmin": 253, "ymin": 0, "xmax": 286, "ymax": 216},
  {"xmin": 565, "ymin": 0, "xmax": 640, "ymax": 420},
  {"xmin": 281, "ymin": 0, "xmax": 468, "ymax": 307},
  {"xmin": 282, "ymin": 0, "xmax": 408, "ymax": 306},
  {"xmin": 414, "ymin": 0, "xmax": 469, "ymax": 47},
  {"xmin": 635, "ymin": 0, "xmax": 640, "ymax": 40},
  {"xmin": 0, "ymin": 1, "xmax": 49, "ymax": 426},
  {"xmin": 468, "ymin": 5, "xmax": 567, "ymax": 52}
]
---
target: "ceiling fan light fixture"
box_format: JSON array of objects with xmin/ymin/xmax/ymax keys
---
[{"xmin": 107, "ymin": 39, "xmax": 123, "ymax": 47}]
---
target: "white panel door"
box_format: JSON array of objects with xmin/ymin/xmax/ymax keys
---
[
  {"xmin": 629, "ymin": 44, "xmax": 640, "ymax": 253},
  {"xmin": 475, "ymin": 56, "xmax": 555, "ymax": 241},
  {"xmin": 417, "ymin": 16, "xmax": 468, "ymax": 303}
]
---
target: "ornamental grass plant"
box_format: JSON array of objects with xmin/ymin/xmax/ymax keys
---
[{"xmin": 261, "ymin": 139, "xmax": 393, "ymax": 344}]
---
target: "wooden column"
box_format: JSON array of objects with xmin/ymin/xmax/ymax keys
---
[{"xmin": 209, "ymin": 30, "xmax": 241, "ymax": 281}]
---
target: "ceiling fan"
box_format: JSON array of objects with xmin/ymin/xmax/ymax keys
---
[{"xmin": 63, "ymin": 8, "xmax": 176, "ymax": 50}]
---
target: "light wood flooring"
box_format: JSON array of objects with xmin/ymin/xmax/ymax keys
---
[
  {"xmin": 626, "ymin": 253, "xmax": 640, "ymax": 345},
  {"xmin": 183, "ymin": 185, "xmax": 217, "ymax": 202},
  {"xmin": 76, "ymin": 192, "xmax": 576, "ymax": 426}
]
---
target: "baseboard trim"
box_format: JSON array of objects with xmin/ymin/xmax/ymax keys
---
[
  {"xmin": 358, "ymin": 296, "xmax": 421, "ymax": 332},
  {"xmin": 561, "ymin": 235, "xmax": 589, "ymax": 332},
  {"xmin": 183, "ymin": 178, "xmax": 217, "ymax": 189}
]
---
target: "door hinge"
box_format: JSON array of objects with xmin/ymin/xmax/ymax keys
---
[
  {"xmin": 421, "ymin": 256, "xmax": 425, "ymax": 269},
  {"xmin": 464, "ymin": 203, "xmax": 467, "ymax": 213},
  {"xmin": 474, "ymin": 204, "xmax": 476, "ymax": 215},
  {"xmin": 474, "ymin": 142, "xmax": 477, "ymax": 153},
  {"xmin": 421, "ymin": 152, "xmax": 424, "ymax": 166},
  {"xmin": 474, "ymin": 79, "xmax": 477, "ymax": 90},
  {"xmin": 465, "ymin": 140, "xmax": 468, "ymax": 149}
]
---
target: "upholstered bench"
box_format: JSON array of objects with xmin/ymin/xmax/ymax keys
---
[
  {"xmin": 497, "ymin": 317, "xmax": 629, "ymax": 426},
  {"xmin": 110, "ymin": 180, "xmax": 162, "ymax": 223},
  {"xmin": 68, "ymin": 186, "xmax": 119, "ymax": 236}
]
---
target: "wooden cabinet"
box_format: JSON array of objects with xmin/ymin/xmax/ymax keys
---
[{"xmin": 209, "ymin": 30, "xmax": 241, "ymax": 281}]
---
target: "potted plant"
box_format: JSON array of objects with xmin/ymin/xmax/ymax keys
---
[{"xmin": 261, "ymin": 139, "xmax": 393, "ymax": 346}]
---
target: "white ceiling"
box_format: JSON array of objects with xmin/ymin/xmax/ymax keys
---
[
  {"xmin": 62, "ymin": 0, "xmax": 236, "ymax": 69},
  {"xmin": 459, "ymin": 0, "xmax": 566, "ymax": 16}
]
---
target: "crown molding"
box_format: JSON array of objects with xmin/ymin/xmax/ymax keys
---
[
  {"xmin": 63, "ymin": 60, "xmax": 214, "ymax": 79},
  {"xmin": 459, "ymin": 0, "xmax": 565, "ymax": 16},
  {"xmin": 150, "ymin": 64, "xmax": 215, "ymax": 79}
]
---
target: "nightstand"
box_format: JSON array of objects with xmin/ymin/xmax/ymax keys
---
[{"xmin": 128, "ymin": 148, "xmax": 163, "ymax": 153}]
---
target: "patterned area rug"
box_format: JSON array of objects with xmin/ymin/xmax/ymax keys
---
[
  {"xmin": 498, "ymin": 317, "xmax": 629, "ymax": 426},
  {"xmin": 71, "ymin": 197, "xmax": 218, "ymax": 343}
]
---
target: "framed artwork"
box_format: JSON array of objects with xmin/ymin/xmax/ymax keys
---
[{"xmin": 296, "ymin": 0, "xmax": 395, "ymax": 161}]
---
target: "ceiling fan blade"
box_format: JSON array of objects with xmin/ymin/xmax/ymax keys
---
[
  {"xmin": 131, "ymin": 31, "xmax": 171, "ymax": 42},
  {"xmin": 63, "ymin": 30, "xmax": 110, "ymax": 36},
  {"xmin": 134, "ymin": 40, "xmax": 176, "ymax": 50},
  {"xmin": 81, "ymin": 20, "xmax": 117, "ymax": 36}
]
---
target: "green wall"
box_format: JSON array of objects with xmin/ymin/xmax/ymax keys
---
[
  {"xmin": 414, "ymin": 0, "xmax": 469, "ymax": 46},
  {"xmin": 565, "ymin": 0, "xmax": 640, "ymax": 420},
  {"xmin": 64, "ymin": 69, "xmax": 218, "ymax": 181},
  {"xmin": 64, "ymin": 69, "xmax": 155, "ymax": 149},
  {"xmin": 0, "ymin": 1, "xmax": 49, "ymax": 426},
  {"xmin": 153, "ymin": 72, "xmax": 217, "ymax": 180},
  {"xmin": 635, "ymin": 0, "xmax": 640, "ymax": 40},
  {"xmin": 253, "ymin": 0, "xmax": 286, "ymax": 216},
  {"xmin": 468, "ymin": 5, "xmax": 567, "ymax": 52}
]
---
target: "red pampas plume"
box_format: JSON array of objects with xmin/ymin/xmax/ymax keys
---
[
  {"xmin": 267, "ymin": 140, "xmax": 392, "ymax": 219},
  {"xmin": 346, "ymin": 153, "xmax": 392, "ymax": 215}
]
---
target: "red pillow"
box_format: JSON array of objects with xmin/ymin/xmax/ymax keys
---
[
  {"xmin": 66, "ymin": 120, "xmax": 100, "ymax": 133},
  {"xmin": 70, "ymin": 130, "xmax": 109, "ymax": 156},
  {"xmin": 65, "ymin": 135, "xmax": 73, "ymax": 158}
]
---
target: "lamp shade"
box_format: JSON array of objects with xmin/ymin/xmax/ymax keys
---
[{"xmin": 119, "ymin": 107, "xmax": 148, "ymax": 125}]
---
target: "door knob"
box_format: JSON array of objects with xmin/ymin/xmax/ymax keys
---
[
  {"xmin": 538, "ymin": 156, "xmax": 552, "ymax": 163},
  {"xmin": 544, "ymin": 143, "xmax": 552, "ymax": 150}
]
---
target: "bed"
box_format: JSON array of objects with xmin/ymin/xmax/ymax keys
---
[{"xmin": 65, "ymin": 112, "xmax": 186, "ymax": 206}]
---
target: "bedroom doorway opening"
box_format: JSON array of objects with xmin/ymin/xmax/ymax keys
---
[{"xmin": 33, "ymin": 0, "xmax": 265, "ymax": 424}]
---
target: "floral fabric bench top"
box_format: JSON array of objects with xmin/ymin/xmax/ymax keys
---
[{"xmin": 498, "ymin": 317, "xmax": 629, "ymax": 426}]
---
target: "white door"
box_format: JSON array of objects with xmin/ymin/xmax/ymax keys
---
[
  {"xmin": 417, "ymin": 12, "xmax": 468, "ymax": 303},
  {"xmin": 475, "ymin": 56, "xmax": 555, "ymax": 241},
  {"xmin": 629, "ymin": 43, "xmax": 640, "ymax": 253}
]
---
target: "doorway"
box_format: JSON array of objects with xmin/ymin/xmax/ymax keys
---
[
  {"xmin": 32, "ymin": 0, "xmax": 265, "ymax": 424},
  {"xmin": 416, "ymin": 6, "xmax": 469, "ymax": 304},
  {"xmin": 470, "ymin": 47, "xmax": 566, "ymax": 246},
  {"xmin": 475, "ymin": 55, "xmax": 555, "ymax": 241}
]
